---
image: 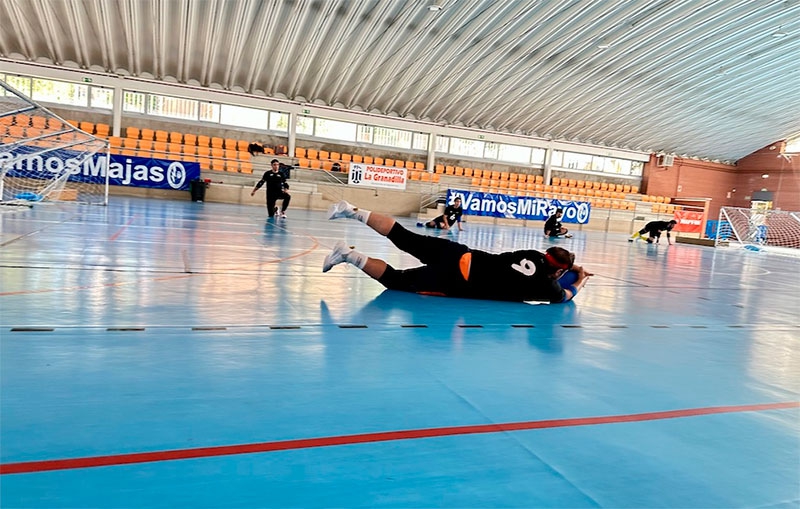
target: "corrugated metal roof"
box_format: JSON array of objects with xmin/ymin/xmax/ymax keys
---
[{"xmin": 1, "ymin": 0, "xmax": 799, "ymax": 162}]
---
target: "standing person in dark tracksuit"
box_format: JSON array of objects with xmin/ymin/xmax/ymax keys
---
[{"xmin": 251, "ymin": 159, "xmax": 291, "ymax": 218}]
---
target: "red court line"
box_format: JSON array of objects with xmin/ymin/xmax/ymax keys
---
[
  {"xmin": 2, "ymin": 401, "xmax": 797, "ymax": 475},
  {"xmin": 108, "ymin": 214, "xmax": 137, "ymax": 242}
]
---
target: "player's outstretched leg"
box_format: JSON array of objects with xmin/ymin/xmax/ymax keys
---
[
  {"xmin": 328, "ymin": 200, "xmax": 370, "ymax": 222},
  {"xmin": 323, "ymin": 241, "xmax": 368, "ymax": 272},
  {"xmin": 322, "ymin": 240, "xmax": 388, "ymax": 281},
  {"xmin": 327, "ymin": 200, "xmax": 396, "ymax": 236}
]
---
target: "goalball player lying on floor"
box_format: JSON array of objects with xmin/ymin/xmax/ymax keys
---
[{"xmin": 323, "ymin": 201, "xmax": 593, "ymax": 304}]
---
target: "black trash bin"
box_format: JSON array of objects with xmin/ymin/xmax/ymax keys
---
[{"xmin": 190, "ymin": 179, "xmax": 206, "ymax": 202}]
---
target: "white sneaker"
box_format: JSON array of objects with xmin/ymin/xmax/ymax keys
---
[
  {"xmin": 280, "ymin": 211, "xmax": 287, "ymax": 218},
  {"xmin": 327, "ymin": 200, "xmax": 356, "ymax": 220},
  {"xmin": 323, "ymin": 241, "xmax": 352, "ymax": 272},
  {"xmin": 565, "ymin": 233, "xmax": 573, "ymax": 238}
]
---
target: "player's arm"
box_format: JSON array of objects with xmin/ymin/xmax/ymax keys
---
[
  {"xmin": 562, "ymin": 266, "xmax": 592, "ymax": 302},
  {"xmin": 250, "ymin": 175, "xmax": 266, "ymax": 195}
]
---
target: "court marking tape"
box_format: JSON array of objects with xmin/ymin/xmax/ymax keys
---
[
  {"xmin": 108, "ymin": 214, "xmax": 137, "ymax": 242},
  {"xmin": 0, "ymin": 235, "xmax": 320, "ymax": 297},
  {"xmin": 1, "ymin": 401, "xmax": 797, "ymax": 475}
]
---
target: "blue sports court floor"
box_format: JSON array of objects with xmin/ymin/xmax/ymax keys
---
[{"xmin": 1, "ymin": 197, "xmax": 798, "ymax": 508}]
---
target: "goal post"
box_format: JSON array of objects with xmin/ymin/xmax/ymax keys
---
[
  {"xmin": 716, "ymin": 206, "xmax": 800, "ymax": 252},
  {"xmin": 0, "ymin": 81, "xmax": 110, "ymax": 207}
]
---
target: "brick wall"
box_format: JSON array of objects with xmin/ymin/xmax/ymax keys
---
[
  {"xmin": 643, "ymin": 155, "xmax": 737, "ymax": 219},
  {"xmin": 642, "ymin": 142, "xmax": 800, "ymax": 217},
  {"xmin": 734, "ymin": 142, "xmax": 800, "ymax": 211}
]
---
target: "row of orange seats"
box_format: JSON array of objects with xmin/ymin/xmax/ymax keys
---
[
  {"xmin": 295, "ymin": 147, "xmax": 427, "ymax": 171},
  {"xmin": 468, "ymin": 178, "xmax": 630, "ymax": 199},
  {"xmin": 408, "ymin": 170, "xmax": 441, "ymax": 182},
  {"xmin": 297, "ymin": 158, "xmax": 351, "ymax": 171},
  {"xmin": 106, "ymin": 142, "xmax": 254, "ymax": 174},
  {"xmin": 108, "ymin": 137, "xmax": 251, "ymax": 160},
  {"xmin": 435, "ymin": 165, "xmax": 544, "ymax": 183},
  {"xmin": 434, "ymin": 164, "xmax": 640, "ymax": 195},
  {"xmin": 641, "ymin": 195, "xmax": 671, "ymax": 204},
  {"xmin": 551, "ymin": 178, "xmax": 638, "ymax": 194}
]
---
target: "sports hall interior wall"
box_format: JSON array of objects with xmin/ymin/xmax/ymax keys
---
[
  {"xmin": 45, "ymin": 104, "xmax": 641, "ymax": 189},
  {"xmin": 644, "ymin": 148, "xmax": 800, "ymax": 217},
  {"xmin": 734, "ymin": 142, "xmax": 800, "ymax": 211},
  {"xmin": 41, "ymin": 105, "xmax": 799, "ymax": 220}
]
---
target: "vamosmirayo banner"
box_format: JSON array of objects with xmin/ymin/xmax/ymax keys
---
[
  {"xmin": 446, "ymin": 189, "xmax": 591, "ymax": 224},
  {"xmin": 0, "ymin": 148, "xmax": 200, "ymax": 191}
]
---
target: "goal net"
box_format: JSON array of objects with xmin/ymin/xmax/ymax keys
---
[
  {"xmin": 0, "ymin": 81, "xmax": 109, "ymax": 208},
  {"xmin": 716, "ymin": 206, "xmax": 800, "ymax": 253}
]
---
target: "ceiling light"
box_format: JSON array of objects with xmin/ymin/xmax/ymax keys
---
[
  {"xmin": 772, "ymin": 27, "xmax": 787, "ymax": 37},
  {"xmin": 427, "ymin": 4, "xmax": 443, "ymax": 11},
  {"xmin": 761, "ymin": 173, "xmax": 769, "ymax": 179},
  {"xmin": 597, "ymin": 38, "xmax": 611, "ymax": 49}
]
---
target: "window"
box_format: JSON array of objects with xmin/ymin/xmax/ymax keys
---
[
  {"xmin": 357, "ymin": 125, "xmax": 373, "ymax": 143},
  {"xmin": 551, "ymin": 150, "xmax": 564, "ymax": 167},
  {"xmin": 123, "ymin": 91, "xmax": 146, "ymax": 113},
  {"xmin": 149, "ymin": 94, "xmax": 199, "ymax": 121},
  {"xmin": 269, "ymin": 112, "xmax": 289, "ymax": 132},
  {"xmin": 484, "ymin": 142, "xmax": 498, "ymax": 159},
  {"xmin": 315, "ymin": 118, "xmax": 357, "ymax": 142},
  {"xmin": 449, "ymin": 137, "xmax": 484, "ymax": 158},
  {"xmin": 90, "ymin": 87, "xmax": 114, "ymax": 109},
  {"xmin": 296, "ymin": 116, "xmax": 314, "ymax": 135},
  {"xmin": 562, "ymin": 152, "xmax": 592, "ymax": 170},
  {"xmin": 199, "ymin": 102, "xmax": 220, "ymax": 123},
  {"xmin": 602, "ymin": 158, "xmax": 632, "ymax": 175},
  {"xmin": 220, "ymin": 104, "xmax": 268, "ymax": 129},
  {"xmin": 435, "ymin": 135, "xmax": 450, "ymax": 153},
  {"xmin": 589, "ymin": 156, "xmax": 605, "ymax": 172},
  {"xmin": 31, "ymin": 78, "xmax": 89, "ymax": 107},
  {"xmin": 5, "ymin": 75, "xmax": 31, "ymax": 97},
  {"xmin": 373, "ymin": 127, "xmax": 412, "ymax": 148},
  {"xmin": 498, "ymin": 144, "xmax": 531, "ymax": 164},
  {"xmin": 531, "ymin": 148, "xmax": 546, "ymax": 165},
  {"xmin": 413, "ymin": 132, "xmax": 429, "ymax": 151},
  {"xmin": 786, "ymin": 137, "xmax": 800, "ymax": 153},
  {"xmin": 630, "ymin": 161, "xmax": 644, "ymax": 176}
]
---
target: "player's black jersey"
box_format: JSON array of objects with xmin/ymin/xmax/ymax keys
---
[
  {"xmin": 444, "ymin": 205, "xmax": 463, "ymax": 226},
  {"xmin": 644, "ymin": 220, "xmax": 675, "ymax": 238},
  {"xmin": 544, "ymin": 214, "xmax": 562, "ymax": 233},
  {"xmin": 645, "ymin": 220, "xmax": 674, "ymax": 233},
  {"xmin": 254, "ymin": 170, "xmax": 288, "ymax": 195},
  {"xmin": 465, "ymin": 249, "xmax": 564, "ymax": 303}
]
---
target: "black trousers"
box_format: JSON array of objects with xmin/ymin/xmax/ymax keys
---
[
  {"xmin": 377, "ymin": 223, "xmax": 470, "ymax": 295},
  {"xmin": 266, "ymin": 191, "xmax": 290, "ymax": 217}
]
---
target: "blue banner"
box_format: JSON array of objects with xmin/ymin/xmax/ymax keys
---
[
  {"xmin": 0, "ymin": 147, "xmax": 200, "ymax": 191},
  {"xmin": 446, "ymin": 189, "xmax": 591, "ymax": 224}
]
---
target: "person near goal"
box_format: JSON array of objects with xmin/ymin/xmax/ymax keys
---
[
  {"xmin": 251, "ymin": 159, "xmax": 291, "ymax": 218},
  {"xmin": 323, "ymin": 200, "xmax": 593, "ymax": 304},
  {"xmin": 629, "ymin": 219, "xmax": 677, "ymax": 244}
]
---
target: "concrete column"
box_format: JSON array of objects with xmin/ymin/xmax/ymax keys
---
[
  {"xmin": 287, "ymin": 112, "xmax": 296, "ymax": 157},
  {"xmin": 112, "ymin": 86, "xmax": 123, "ymax": 137},
  {"xmin": 426, "ymin": 132, "xmax": 435, "ymax": 172},
  {"xmin": 543, "ymin": 145, "xmax": 553, "ymax": 185}
]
